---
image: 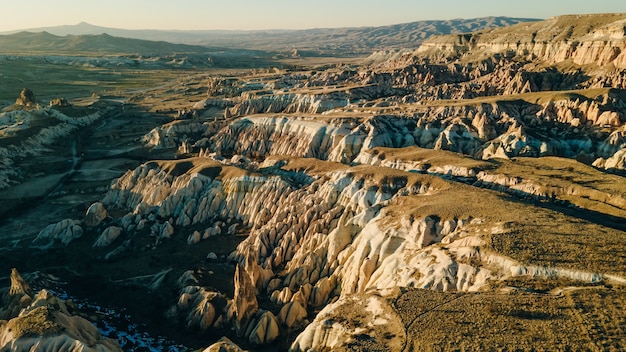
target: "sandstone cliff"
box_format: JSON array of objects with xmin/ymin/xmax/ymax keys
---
[{"xmin": 417, "ymin": 13, "xmax": 626, "ymax": 68}]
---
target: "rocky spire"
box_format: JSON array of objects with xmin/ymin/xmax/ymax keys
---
[
  {"xmin": 233, "ymin": 263, "xmax": 258, "ymax": 336},
  {"xmin": 9, "ymin": 268, "xmax": 32, "ymax": 297},
  {"xmin": 15, "ymin": 88, "xmax": 37, "ymax": 108}
]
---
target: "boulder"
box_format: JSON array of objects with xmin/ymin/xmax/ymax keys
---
[
  {"xmin": 93, "ymin": 226, "xmax": 123, "ymax": 248},
  {"xmin": 85, "ymin": 202, "xmax": 108, "ymax": 227},
  {"xmin": 33, "ymin": 219, "xmax": 83, "ymax": 247}
]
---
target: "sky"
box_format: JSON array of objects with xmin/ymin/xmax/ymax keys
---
[{"xmin": 1, "ymin": 0, "xmax": 625, "ymax": 31}]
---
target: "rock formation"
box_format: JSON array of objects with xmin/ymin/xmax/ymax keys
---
[
  {"xmin": 15, "ymin": 88, "xmax": 37, "ymax": 109},
  {"xmin": 0, "ymin": 270, "xmax": 121, "ymax": 352},
  {"xmin": 49, "ymin": 98, "xmax": 71, "ymax": 108},
  {"xmin": 416, "ymin": 14, "xmax": 626, "ymax": 68},
  {"xmin": 85, "ymin": 202, "xmax": 108, "ymax": 227},
  {"xmin": 3, "ymin": 12, "xmax": 626, "ymax": 352},
  {"xmin": 33, "ymin": 219, "xmax": 83, "ymax": 247}
]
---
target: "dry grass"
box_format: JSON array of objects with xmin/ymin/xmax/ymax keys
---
[
  {"xmin": 418, "ymin": 88, "xmax": 612, "ymax": 108},
  {"xmin": 493, "ymin": 156, "xmax": 626, "ymax": 218},
  {"xmin": 367, "ymin": 146, "xmax": 626, "ymax": 219},
  {"xmin": 369, "ymin": 146, "xmax": 493, "ymax": 170},
  {"xmin": 346, "ymin": 164, "xmax": 445, "ymax": 188},
  {"xmin": 3, "ymin": 306, "xmax": 63, "ymax": 339},
  {"xmin": 267, "ymin": 156, "xmax": 349, "ymax": 175},
  {"xmin": 366, "ymin": 160, "xmax": 626, "ymax": 277},
  {"xmin": 424, "ymin": 13, "xmax": 626, "ymax": 46},
  {"xmin": 393, "ymin": 287, "xmax": 626, "ymax": 351},
  {"xmin": 487, "ymin": 217, "xmax": 626, "ymax": 278},
  {"xmin": 150, "ymin": 157, "xmax": 257, "ymax": 180},
  {"xmin": 382, "ymin": 176, "xmax": 505, "ymax": 222}
]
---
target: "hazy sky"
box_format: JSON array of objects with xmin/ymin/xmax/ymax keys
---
[{"xmin": 2, "ymin": 0, "xmax": 625, "ymax": 31}]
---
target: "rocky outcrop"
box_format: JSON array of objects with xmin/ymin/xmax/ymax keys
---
[
  {"xmin": 93, "ymin": 226, "xmax": 123, "ymax": 248},
  {"xmin": 167, "ymin": 271, "xmax": 228, "ymax": 331},
  {"xmin": 247, "ymin": 310, "xmax": 279, "ymax": 345},
  {"xmin": 102, "ymin": 156, "xmax": 489, "ymax": 342},
  {"xmin": 416, "ymin": 14, "xmax": 626, "ymax": 69},
  {"xmin": 204, "ymin": 116, "xmax": 351, "ymax": 161},
  {"xmin": 102, "ymin": 158, "xmax": 295, "ymax": 229},
  {"xmin": 49, "ymin": 98, "xmax": 71, "ymax": 107},
  {"xmin": 33, "ymin": 219, "xmax": 83, "ymax": 247},
  {"xmin": 0, "ymin": 270, "xmax": 121, "ymax": 352},
  {"xmin": 594, "ymin": 147, "xmax": 626, "ymax": 171},
  {"xmin": 201, "ymin": 89, "xmax": 626, "ymax": 166},
  {"xmin": 85, "ymin": 202, "xmax": 108, "ymax": 227},
  {"xmin": 232, "ymin": 264, "xmax": 259, "ymax": 335},
  {"xmin": 201, "ymin": 337, "xmax": 244, "ymax": 352},
  {"xmin": 226, "ymin": 92, "xmax": 350, "ymax": 118},
  {"xmin": 291, "ymin": 293, "xmax": 406, "ymax": 352},
  {"xmin": 0, "ymin": 107, "xmax": 102, "ymax": 190},
  {"xmin": 142, "ymin": 120, "xmax": 219, "ymax": 150},
  {"xmin": 1, "ymin": 269, "xmax": 33, "ymax": 321},
  {"xmin": 15, "ymin": 88, "xmax": 37, "ymax": 109}
]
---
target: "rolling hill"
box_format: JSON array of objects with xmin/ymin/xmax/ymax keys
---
[
  {"xmin": 0, "ymin": 31, "xmax": 214, "ymax": 54},
  {"xmin": 3, "ymin": 17, "xmax": 540, "ymax": 54}
]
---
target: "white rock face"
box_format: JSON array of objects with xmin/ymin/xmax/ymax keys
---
[
  {"xmin": 354, "ymin": 149, "xmax": 480, "ymax": 178},
  {"xmin": 102, "ymin": 160, "xmax": 294, "ymax": 229},
  {"xmin": 226, "ymin": 93, "xmax": 350, "ymax": 117},
  {"xmin": 335, "ymin": 214, "xmax": 489, "ymax": 295},
  {"xmin": 104, "ymin": 157, "xmax": 510, "ymax": 343},
  {"xmin": 206, "ymin": 116, "xmax": 351, "ymax": 161},
  {"xmin": 594, "ymin": 147, "xmax": 626, "ymax": 171},
  {"xmin": 143, "ymin": 121, "xmax": 214, "ymax": 149},
  {"xmin": 203, "ymin": 97, "xmax": 617, "ymax": 167},
  {"xmin": 416, "ymin": 14, "xmax": 626, "ymax": 68},
  {"xmin": 34, "ymin": 219, "xmax": 83, "ymax": 247},
  {"xmin": 247, "ymin": 310, "xmax": 280, "ymax": 345},
  {"xmin": 93, "ymin": 226, "xmax": 123, "ymax": 248},
  {"xmin": 291, "ymin": 293, "xmax": 405, "ymax": 352}
]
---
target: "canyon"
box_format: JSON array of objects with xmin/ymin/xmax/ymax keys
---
[{"xmin": 1, "ymin": 13, "xmax": 626, "ymax": 351}]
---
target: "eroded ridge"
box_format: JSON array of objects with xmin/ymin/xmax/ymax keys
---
[{"xmin": 1, "ymin": 12, "xmax": 626, "ymax": 352}]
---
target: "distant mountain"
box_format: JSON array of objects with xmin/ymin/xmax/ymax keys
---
[
  {"xmin": 0, "ymin": 31, "xmax": 213, "ymax": 54},
  {"xmin": 3, "ymin": 17, "xmax": 540, "ymax": 54},
  {"xmin": 240, "ymin": 17, "xmax": 542, "ymax": 53}
]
